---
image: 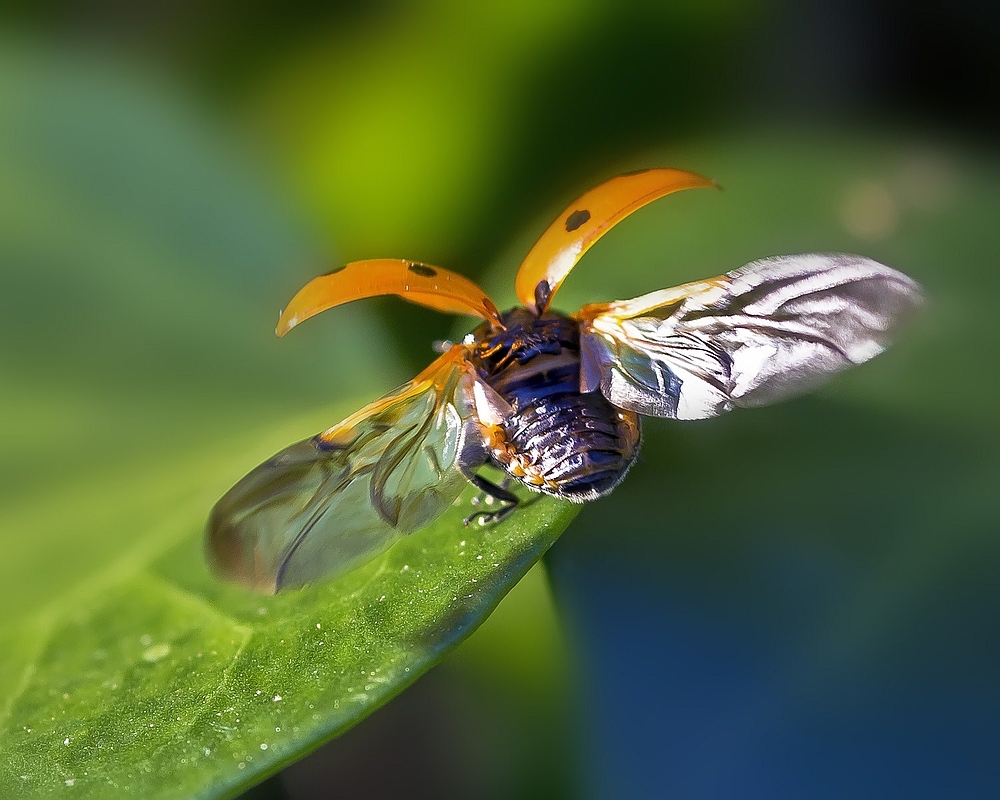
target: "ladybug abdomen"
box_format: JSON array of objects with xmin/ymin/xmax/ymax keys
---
[
  {"xmin": 504, "ymin": 390, "xmax": 640, "ymax": 501},
  {"xmin": 474, "ymin": 310, "xmax": 640, "ymax": 502}
]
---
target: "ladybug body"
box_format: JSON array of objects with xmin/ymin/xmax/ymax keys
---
[
  {"xmin": 206, "ymin": 168, "xmax": 922, "ymax": 593},
  {"xmin": 473, "ymin": 310, "xmax": 640, "ymax": 502}
]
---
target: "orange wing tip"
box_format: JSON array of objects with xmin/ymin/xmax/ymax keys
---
[
  {"xmin": 275, "ymin": 308, "xmax": 299, "ymax": 337},
  {"xmin": 273, "ymin": 269, "xmax": 345, "ymax": 337}
]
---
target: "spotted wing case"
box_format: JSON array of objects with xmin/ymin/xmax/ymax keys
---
[
  {"xmin": 275, "ymin": 259, "xmax": 503, "ymax": 335},
  {"xmin": 514, "ymin": 168, "xmax": 718, "ymax": 313},
  {"xmin": 577, "ymin": 254, "xmax": 923, "ymax": 420}
]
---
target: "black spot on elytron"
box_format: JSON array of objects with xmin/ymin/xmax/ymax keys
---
[
  {"xmin": 321, "ymin": 264, "xmax": 348, "ymax": 276},
  {"xmin": 408, "ymin": 262, "xmax": 437, "ymax": 278},
  {"xmin": 564, "ymin": 209, "xmax": 590, "ymax": 232},
  {"xmin": 534, "ymin": 280, "xmax": 552, "ymax": 313}
]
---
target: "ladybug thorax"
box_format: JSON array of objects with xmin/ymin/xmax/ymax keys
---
[{"xmin": 472, "ymin": 309, "xmax": 579, "ymax": 397}]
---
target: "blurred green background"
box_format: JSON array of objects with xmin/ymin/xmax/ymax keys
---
[{"xmin": 1, "ymin": 1, "xmax": 998, "ymax": 798}]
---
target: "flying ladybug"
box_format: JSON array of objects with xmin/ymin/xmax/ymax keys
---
[{"xmin": 207, "ymin": 168, "xmax": 922, "ymax": 593}]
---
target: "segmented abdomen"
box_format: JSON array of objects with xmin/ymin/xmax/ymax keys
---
[
  {"xmin": 503, "ymin": 389, "xmax": 640, "ymax": 501},
  {"xmin": 476, "ymin": 311, "xmax": 640, "ymax": 502}
]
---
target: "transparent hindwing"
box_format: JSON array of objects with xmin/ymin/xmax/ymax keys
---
[
  {"xmin": 577, "ymin": 254, "xmax": 923, "ymax": 420},
  {"xmin": 206, "ymin": 347, "xmax": 497, "ymax": 592}
]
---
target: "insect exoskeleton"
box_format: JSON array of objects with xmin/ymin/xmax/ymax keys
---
[
  {"xmin": 468, "ymin": 308, "xmax": 641, "ymax": 504},
  {"xmin": 207, "ymin": 168, "xmax": 922, "ymax": 593}
]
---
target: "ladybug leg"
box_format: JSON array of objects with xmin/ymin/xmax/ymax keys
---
[{"xmin": 464, "ymin": 473, "xmax": 519, "ymax": 526}]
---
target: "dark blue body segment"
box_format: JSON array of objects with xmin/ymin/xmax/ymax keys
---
[{"xmin": 472, "ymin": 309, "xmax": 640, "ymax": 502}]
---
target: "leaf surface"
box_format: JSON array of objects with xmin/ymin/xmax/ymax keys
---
[{"xmin": 0, "ymin": 43, "xmax": 579, "ymax": 799}]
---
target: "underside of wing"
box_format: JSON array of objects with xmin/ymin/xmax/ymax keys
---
[
  {"xmin": 578, "ymin": 254, "xmax": 923, "ymax": 420},
  {"xmin": 206, "ymin": 347, "xmax": 497, "ymax": 592}
]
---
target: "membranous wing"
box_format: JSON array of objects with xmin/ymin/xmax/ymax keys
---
[
  {"xmin": 206, "ymin": 346, "xmax": 498, "ymax": 592},
  {"xmin": 577, "ymin": 254, "xmax": 923, "ymax": 420}
]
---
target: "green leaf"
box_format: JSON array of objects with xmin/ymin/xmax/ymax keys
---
[
  {"xmin": 0, "ymin": 43, "xmax": 580, "ymax": 798},
  {"xmin": 1, "ymin": 472, "xmax": 575, "ymax": 799}
]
